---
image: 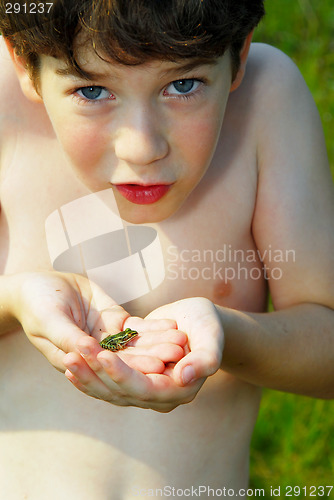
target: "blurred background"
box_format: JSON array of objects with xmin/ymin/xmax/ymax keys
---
[{"xmin": 250, "ymin": 0, "xmax": 334, "ymax": 495}]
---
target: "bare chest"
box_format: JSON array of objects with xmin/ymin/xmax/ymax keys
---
[{"xmin": 0, "ymin": 129, "xmax": 266, "ymax": 315}]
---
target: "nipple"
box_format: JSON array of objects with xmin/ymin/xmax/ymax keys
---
[{"xmin": 213, "ymin": 280, "xmax": 233, "ymax": 302}]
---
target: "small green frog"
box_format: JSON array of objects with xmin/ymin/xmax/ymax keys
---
[{"xmin": 99, "ymin": 328, "xmax": 138, "ymax": 351}]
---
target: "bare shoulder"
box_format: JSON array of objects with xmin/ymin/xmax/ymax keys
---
[
  {"xmin": 224, "ymin": 43, "xmax": 310, "ymax": 148},
  {"xmin": 0, "ymin": 37, "xmax": 30, "ymax": 153},
  {"xmin": 0, "ymin": 37, "xmax": 53, "ymax": 164},
  {"xmin": 247, "ymin": 42, "xmax": 302, "ymax": 80},
  {"xmin": 0, "ymin": 36, "xmax": 26, "ymax": 114},
  {"xmin": 245, "ymin": 43, "xmax": 328, "ymax": 177},
  {"xmin": 239, "ymin": 43, "xmax": 314, "ymax": 125}
]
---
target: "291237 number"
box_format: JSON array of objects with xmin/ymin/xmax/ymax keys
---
[
  {"xmin": 5, "ymin": 3, "xmax": 53, "ymax": 14},
  {"xmin": 286, "ymin": 485, "xmax": 333, "ymax": 496}
]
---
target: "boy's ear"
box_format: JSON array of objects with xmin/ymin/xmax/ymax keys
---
[
  {"xmin": 4, "ymin": 38, "xmax": 43, "ymax": 103},
  {"xmin": 230, "ymin": 30, "xmax": 254, "ymax": 92}
]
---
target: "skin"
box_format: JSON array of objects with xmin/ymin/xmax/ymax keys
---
[
  {"xmin": 36, "ymin": 45, "xmax": 238, "ymax": 224},
  {"xmin": 0, "ymin": 30, "xmax": 333, "ymax": 498}
]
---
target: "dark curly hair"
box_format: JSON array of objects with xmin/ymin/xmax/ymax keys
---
[{"xmin": 0, "ymin": 0, "xmax": 265, "ymax": 90}]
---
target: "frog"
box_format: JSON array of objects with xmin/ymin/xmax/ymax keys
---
[{"xmin": 99, "ymin": 328, "xmax": 138, "ymax": 351}]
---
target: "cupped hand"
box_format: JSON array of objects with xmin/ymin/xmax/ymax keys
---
[
  {"xmin": 12, "ymin": 271, "xmax": 130, "ymax": 371},
  {"xmin": 63, "ymin": 320, "xmax": 195, "ymax": 412},
  {"xmin": 63, "ymin": 297, "xmax": 223, "ymax": 412},
  {"xmin": 145, "ymin": 297, "xmax": 224, "ymax": 386}
]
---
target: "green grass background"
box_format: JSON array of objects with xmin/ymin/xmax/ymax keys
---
[{"xmin": 250, "ymin": 1, "xmax": 334, "ymax": 496}]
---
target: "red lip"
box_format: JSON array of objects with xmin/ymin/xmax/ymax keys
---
[{"xmin": 115, "ymin": 184, "xmax": 171, "ymax": 205}]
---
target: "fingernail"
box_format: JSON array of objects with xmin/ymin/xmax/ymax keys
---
[
  {"xmin": 78, "ymin": 346, "xmax": 90, "ymax": 357},
  {"xmin": 67, "ymin": 364, "xmax": 78, "ymax": 373},
  {"xmin": 182, "ymin": 365, "xmax": 196, "ymax": 385},
  {"xmin": 65, "ymin": 370, "xmax": 79, "ymax": 384}
]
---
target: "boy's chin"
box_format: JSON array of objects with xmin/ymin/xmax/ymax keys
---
[{"xmin": 117, "ymin": 204, "xmax": 177, "ymax": 224}]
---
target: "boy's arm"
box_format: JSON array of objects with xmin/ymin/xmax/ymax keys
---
[
  {"xmin": 219, "ymin": 304, "xmax": 334, "ymax": 398},
  {"xmin": 220, "ymin": 45, "xmax": 334, "ymax": 398}
]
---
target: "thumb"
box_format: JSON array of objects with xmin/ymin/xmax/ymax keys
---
[{"xmin": 173, "ymin": 349, "xmax": 221, "ymax": 386}]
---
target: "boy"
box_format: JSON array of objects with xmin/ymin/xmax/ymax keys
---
[{"xmin": 0, "ymin": 1, "xmax": 333, "ymax": 498}]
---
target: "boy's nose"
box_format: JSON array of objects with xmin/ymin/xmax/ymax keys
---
[{"xmin": 113, "ymin": 107, "xmax": 168, "ymax": 166}]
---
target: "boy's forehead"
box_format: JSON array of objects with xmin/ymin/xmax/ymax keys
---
[{"xmin": 42, "ymin": 39, "xmax": 227, "ymax": 82}]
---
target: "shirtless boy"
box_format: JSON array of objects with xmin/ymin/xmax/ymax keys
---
[{"xmin": 0, "ymin": 1, "xmax": 333, "ymax": 498}]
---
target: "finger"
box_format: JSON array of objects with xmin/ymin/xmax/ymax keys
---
[
  {"xmin": 75, "ymin": 337, "xmax": 141, "ymax": 388},
  {"xmin": 111, "ymin": 352, "xmax": 166, "ymax": 374},
  {"xmin": 90, "ymin": 305, "xmax": 131, "ymax": 337},
  {"xmin": 173, "ymin": 349, "xmax": 221, "ymax": 386},
  {"xmin": 66, "ymin": 351, "xmax": 173, "ymax": 408},
  {"xmin": 65, "ymin": 365, "xmax": 186, "ymax": 411},
  {"xmin": 64, "ymin": 351, "xmax": 94, "ymax": 373},
  {"xmin": 66, "ymin": 350, "xmax": 204, "ymax": 410},
  {"xmin": 97, "ymin": 352, "xmax": 155, "ymax": 399},
  {"xmin": 65, "ymin": 370, "xmax": 91, "ymax": 394},
  {"xmin": 76, "ymin": 336, "xmax": 105, "ymax": 371},
  {"xmin": 132, "ymin": 329, "xmax": 187, "ymax": 348},
  {"xmin": 144, "ymin": 372, "xmax": 203, "ymax": 405},
  {"xmin": 64, "ymin": 351, "xmax": 122, "ymax": 401},
  {"xmin": 119, "ymin": 343, "xmax": 185, "ymax": 364}
]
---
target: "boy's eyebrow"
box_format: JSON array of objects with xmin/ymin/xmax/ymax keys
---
[
  {"xmin": 158, "ymin": 57, "xmax": 220, "ymax": 79},
  {"xmin": 55, "ymin": 57, "xmax": 220, "ymax": 82},
  {"xmin": 55, "ymin": 66, "xmax": 104, "ymax": 81}
]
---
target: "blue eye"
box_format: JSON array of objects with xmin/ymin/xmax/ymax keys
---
[
  {"xmin": 164, "ymin": 79, "xmax": 201, "ymax": 97},
  {"xmin": 76, "ymin": 86, "xmax": 111, "ymax": 101},
  {"xmin": 172, "ymin": 80, "xmax": 195, "ymax": 93}
]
